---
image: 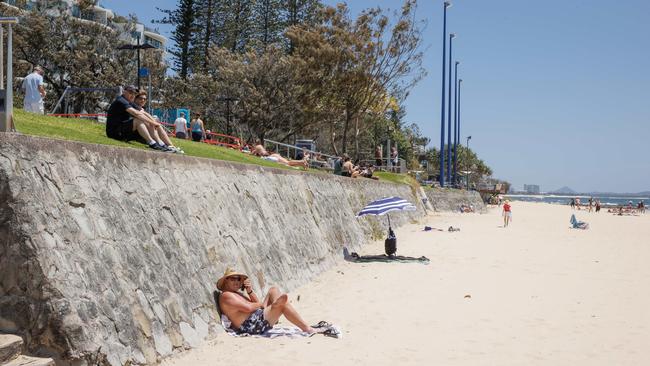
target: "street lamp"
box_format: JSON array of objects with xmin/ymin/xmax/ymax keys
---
[
  {"xmin": 465, "ymin": 135, "xmax": 472, "ymax": 189},
  {"xmin": 453, "ymin": 76, "xmax": 462, "ymax": 185},
  {"xmin": 446, "ymin": 33, "xmax": 455, "ymax": 185},
  {"xmin": 117, "ymin": 37, "xmax": 155, "ymax": 90},
  {"xmin": 452, "ymin": 61, "xmax": 460, "ymax": 184},
  {"xmin": 439, "ymin": 1, "xmax": 451, "ymax": 187},
  {"xmin": 0, "ymin": 17, "xmax": 18, "ymax": 133},
  {"xmin": 216, "ymin": 96, "xmax": 239, "ymax": 135}
]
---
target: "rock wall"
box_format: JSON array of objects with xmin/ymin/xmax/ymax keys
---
[
  {"xmin": 0, "ymin": 134, "xmax": 424, "ymax": 366},
  {"xmin": 424, "ymin": 188, "xmax": 486, "ymax": 213}
]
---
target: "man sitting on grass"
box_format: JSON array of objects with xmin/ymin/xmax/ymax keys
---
[
  {"xmin": 217, "ymin": 268, "xmax": 322, "ymax": 335},
  {"xmin": 106, "ymin": 85, "xmax": 168, "ymax": 151}
]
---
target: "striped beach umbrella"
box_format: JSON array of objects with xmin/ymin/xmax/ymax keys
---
[
  {"xmin": 357, "ymin": 196, "xmax": 417, "ymax": 256},
  {"xmin": 357, "ymin": 196, "xmax": 417, "ymax": 217}
]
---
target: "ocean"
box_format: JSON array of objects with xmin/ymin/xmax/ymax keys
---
[{"xmin": 505, "ymin": 194, "xmax": 648, "ymax": 207}]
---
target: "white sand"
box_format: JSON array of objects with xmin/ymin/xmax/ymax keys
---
[{"xmin": 162, "ymin": 202, "xmax": 650, "ymax": 366}]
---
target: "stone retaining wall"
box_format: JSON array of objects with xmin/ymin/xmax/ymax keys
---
[
  {"xmin": 424, "ymin": 188, "xmax": 486, "ymax": 213},
  {"xmin": 0, "ymin": 134, "xmax": 424, "ymax": 366}
]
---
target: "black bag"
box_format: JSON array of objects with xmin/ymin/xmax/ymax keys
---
[{"xmin": 384, "ymin": 228, "xmax": 397, "ymax": 256}]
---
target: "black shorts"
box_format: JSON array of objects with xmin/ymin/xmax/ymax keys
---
[
  {"xmin": 191, "ymin": 131, "xmax": 203, "ymax": 142},
  {"xmin": 107, "ymin": 119, "xmax": 143, "ymax": 143},
  {"xmin": 341, "ymin": 171, "xmax": 352, "ymax": 177}
]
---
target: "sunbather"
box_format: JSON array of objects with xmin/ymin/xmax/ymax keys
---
[
  {"xmin": 216, "ymin": 268, "xmax": 320, "ymax": 335},
  {"xmin": 570, "ymin": 214, "xmax": 589, "ymax": 229},
  {"xmin": 252, "ymin": 142, "xmax": 308, "ymax": 168}
]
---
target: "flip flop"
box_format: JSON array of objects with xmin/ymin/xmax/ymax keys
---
[
  {"xmin": 322, "ymin": 327, "xmax": 341, "ymax": 338},
  {"xmin": 312, "ymin": 321, "xmax": 332, "ymax": 329}
]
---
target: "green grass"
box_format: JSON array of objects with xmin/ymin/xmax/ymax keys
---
[
  {"xmin": 12, "ymin": 109, "xmax": 414, "ymax": 184},
  {"xmin": 13, "ymin": 109, "xmax": 285, "ymax": 169}
]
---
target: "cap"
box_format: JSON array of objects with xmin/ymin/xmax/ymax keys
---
[{"xmin": 124, "ymin": 85, "xmax": 137, "ymax": 92}]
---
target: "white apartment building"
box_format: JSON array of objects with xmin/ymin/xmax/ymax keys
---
[{"xmin": 1, "ymin": 0, "xmax": 167, "ymax": 50}]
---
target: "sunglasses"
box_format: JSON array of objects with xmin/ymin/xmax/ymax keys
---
[
  {"xmin": 228, "ymin": 276, "xmax": 243, "ymax": 281},
  {"xmin": 136, "ymin": 97, "xmax": 147, "ymax": 101}
]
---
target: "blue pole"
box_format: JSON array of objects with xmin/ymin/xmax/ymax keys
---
[
  {"xmin": 453, "ymin": 62, "xmax": 459, "ymax": 185},
  {"xmin": 439, "ymin": 2, "xmax": 450, "ymax": 187},
  {"xmin": 456, "ymin": 79, "xmax": 463, "ymax": 184},
  {"xmin": 446, "ymin": 33, "xmax": 455, "ymax": 185}
]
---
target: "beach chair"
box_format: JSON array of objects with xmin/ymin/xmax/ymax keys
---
[{"xmin": 570, "ymin": 214, "xmax": 589, "ymax": 229}]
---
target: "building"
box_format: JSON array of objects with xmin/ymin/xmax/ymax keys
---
[
  {"xmin": 523, "ymin": 184, "xmax": 541, "ymax": 194},
  {"xmin": 1, "ymin": 0, "xmax": 167, "ymax": 50}
]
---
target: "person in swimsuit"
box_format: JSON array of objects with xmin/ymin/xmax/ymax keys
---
[
  {"xmin": 217, "ymin": 268, "xmax": 318, "ymax": 335},
  {"xmin": 503, "ymin": 200, "xmax": 512, "ymax": 227}
]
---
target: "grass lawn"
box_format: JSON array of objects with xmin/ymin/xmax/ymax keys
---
[{"xmin": 12, "ymin": 109, "xmax": 411, "ymax": 184}]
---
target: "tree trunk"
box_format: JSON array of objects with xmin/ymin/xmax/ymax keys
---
[
  {"xmin": 354, "ymin": 115, "xmax": 359, "ymax": 161},
  {"xmin": 341, "ymin": 108, "xmax": 351, "ymax": 154}
]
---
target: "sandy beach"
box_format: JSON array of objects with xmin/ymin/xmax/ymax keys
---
[{"xmin": 162, "ymin": 201, "xmax": 650, "ymax": 366}]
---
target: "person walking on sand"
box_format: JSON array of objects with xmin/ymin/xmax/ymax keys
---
[
  {"xmin": 503, "ymin": 200, "xmax": 512, "ymax": 227},
  {"xmin": 217, "ymin": 268, "xmax": 322, "ymax": 335}
]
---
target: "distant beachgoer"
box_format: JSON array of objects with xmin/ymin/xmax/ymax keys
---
[
  {"xmin": 174, "ymin": 112, "xmax": 188, "ymax": 139},
  {"xmin": 375, "ymin": 145, "xmax": 383, "ymax": 168},
  {"xmin": 640, "ymin": 201, "xmax": 645, "ymax": 214},
  {"xmin": 570, "ymin": 198, "xmax": 575, "ymax": 209},
  {"xmin": 341, "ymin": 156, "xmax": 360, "ymax": 178},
  {"xmin": 22, "ymin": 66, "xmax": 46, "ymax": 114},
  {"xmin": 502, "ymin": 200, "xmax": 512, "ymax": 227},
  {"xmin": 575, "ymin": 197, "xmax": 581, "ymax": 210},
  {"xmin": 190, "ymin": 113, "xmax": 206, "ymax": 142},
  {"xmin": 595, "ymin": 199, "xmax": 601, "ymax": 213},
  {"xmin": 588, "ymin": 197, "xmax": 593, "ymax": 213},
  {"xmin": 390, "ymin": 146, "xmax": 398, "ymax": 172},
  {"xmin": 216, "ymin": 268, "xmax": 325, "ymax": 335}
]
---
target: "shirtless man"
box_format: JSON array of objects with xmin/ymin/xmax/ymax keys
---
[
  {"xmin": 217, "ymin": 268, "xmax": 317, "ymax": 335},
  {"xmin": 341, "ymin": 156, "xmax": 360, "ymax": 178}
]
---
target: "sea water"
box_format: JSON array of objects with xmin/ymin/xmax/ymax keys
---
[{"xmin": 505, "ymin": 194, "xmax": 648, "ymax": 207}]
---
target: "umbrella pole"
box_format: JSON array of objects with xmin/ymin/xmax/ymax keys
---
[{"xmin": 387, "ymin": 214, "xmax": 392, "ymax": 230}]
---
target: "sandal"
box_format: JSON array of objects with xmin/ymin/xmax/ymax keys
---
[
  {"xmin": 322, "ymin": 327, "xmax": 341, "ymax": 338},
  {"xmin": 312, "ymin": 320, "xmax": 332, "ymax": 329}
]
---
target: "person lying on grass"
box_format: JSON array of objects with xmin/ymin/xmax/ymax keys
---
[
  {"xmin": 252, "ymin": 141, "xmax": 308, "ymax": 169},
  {"xmin": 217, "ymin": 268, "xmax": 320, "ymax": 335}
]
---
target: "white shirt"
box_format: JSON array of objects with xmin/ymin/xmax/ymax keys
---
[
  {"xmin": 174, "ymin": 117, "xmax": 188, "ymax": 133},
  {"xmin": 22, "ymin": 72, "xmax": 44, "ymax": 103}
]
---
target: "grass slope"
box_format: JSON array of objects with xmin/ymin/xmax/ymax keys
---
[{"xmin": 12, "ymin": 109, "xmax": 411, "ymax": 184}]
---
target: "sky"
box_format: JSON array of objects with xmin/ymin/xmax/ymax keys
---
[{"xmin": 101, "ymin": 0, "xmax": 650, "ymax": 193}]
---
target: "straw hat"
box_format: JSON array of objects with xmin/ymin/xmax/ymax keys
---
[{"xmin": 216, "ymin": 267, "xmax": 248, "ymax": 290}]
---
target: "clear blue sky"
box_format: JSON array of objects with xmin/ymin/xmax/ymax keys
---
[{"xmin": 102, "ymin": 0, "xmax": 650, "ymax": 193}]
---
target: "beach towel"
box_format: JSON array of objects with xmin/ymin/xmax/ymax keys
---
[
  {"xmin": 343, "ymin": 247, "xmax": 429, "ymax": 264},
  {"xmin": 570, "ymin": 214, "xmax": 589, "ymax": 229},
  {"xmin": 220, "ymin": 315, "xmax": 342, "ymax": 339}
]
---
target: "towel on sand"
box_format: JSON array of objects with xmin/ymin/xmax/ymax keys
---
[{"xmin": 221, "ymin": 315, "xmax": 342, "ymax": 339}]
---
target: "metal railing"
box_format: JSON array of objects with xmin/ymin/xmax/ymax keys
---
[{"xmin": 264, "ymin": 139, "xmax": 338, "ymax": 169}]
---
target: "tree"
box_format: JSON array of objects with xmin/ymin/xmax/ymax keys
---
[
  {"xmin": 156, "ymin": 0, "xmax": 196, "ymax": 78},
  {"xmin": 288, "ymin": 1, "xmax": 426, "ymax": 154},
  {"xmin": 1, "ymin": 2, "xmax": 165, "ymax": 113}
]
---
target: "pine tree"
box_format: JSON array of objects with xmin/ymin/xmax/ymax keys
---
[
  {"xmin": 156, "ymin": 0, "xmax": 196, "ymax": 78},
  {"xmin": 249, "ymin": 0, "xmax": 284, "ymax": 50}
]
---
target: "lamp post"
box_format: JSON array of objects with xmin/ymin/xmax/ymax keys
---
[
  {"xmin": 446, "ymin": 33, "xmax": 455, "ymax": 185},
  {"xmin": 217, "ymin": 96, "xmax": 239, "ymax": 136},
  {"xmin": 465, "ymin": 135, "xmax": 472, "ymax": 189},
  {"xmin": 117, "ymin": 37, "xmax": 155, "ymax": 90},
  {"xmin": 454, "ymin": 76, "xmax": 462, "ymax": 185},
  {"xmin": 0, "ymin": 17, "xmax": 18, "ymax": 133},
  {"xmin": 439, "ymin": 1, "xmax": 451, "ymax": 187}
]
